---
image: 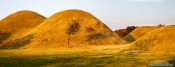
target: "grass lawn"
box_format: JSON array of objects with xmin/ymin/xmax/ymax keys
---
[{"xmin": 0, "ymin": 45, "xmax": 174, "ymax": 67}]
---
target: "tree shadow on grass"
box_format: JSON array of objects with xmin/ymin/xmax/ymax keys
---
[{"xmin": 0, "ymin": 54, "xmax": 148, "ymax": 67}]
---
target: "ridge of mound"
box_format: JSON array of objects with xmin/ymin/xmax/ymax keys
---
[
  {"xmin": 123, "ymin": 26, "xmax": 157, "ymax": 42},
  {"xmin": 0, "ymin": 10, "xmax": 46, "ymax": 48},
  {"xmin": 1, "ymin": 9, "xmax": 125, "ymax": 49},
  {"xmin": 133, "ymin": 25, "xmax": 175, "ymax": 52}
]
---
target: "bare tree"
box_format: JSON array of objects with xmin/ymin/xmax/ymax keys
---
[{"xmin": 66, "ymin": 21, "xmax": 80, "ymax": 47}]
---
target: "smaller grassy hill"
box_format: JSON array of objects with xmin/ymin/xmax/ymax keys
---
[
  {"xmin": 133, "ymin": 25, "xmax": 175, "ymax": 52},
  {"xmin": 0, "ymin": 10, "xmax": 46, "ymax": 48},
  {"xmin": 124, "ymin": 26, "xmax": 158, "ymax": 42}
]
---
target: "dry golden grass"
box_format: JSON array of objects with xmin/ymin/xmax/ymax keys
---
[
  {"xmin": 0, "ymin": 44, "xmax": 174, "ymax": 67},
  {"xmin": 0, "ymin": 10, "xmax": 46, "ymax": 47},
  {"xmin": 20, "ymin": 9, "xmax": 125, "ymax": 48},
  {"xmin": 0, "ymin": 45, "xmax": 131, "ymax": 57},
  {"xmin": 133, "ymin": 25, "xmax": 175, "ymax": 52},
  {"xmin": 0, "ymin": 44, "xmax": 148, "ymax": 67}
]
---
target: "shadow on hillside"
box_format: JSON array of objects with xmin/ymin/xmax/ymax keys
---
[
  {"xmin": 0, "ymin": 32, "xmax": 11, "ymax": 43},
  {"xmin": 0, "ymin": 34, "xmax": 33, "ymax": 49},
  {"xmin": 123, "ymin": 34, "xmax": 135, "ymax": 43}
]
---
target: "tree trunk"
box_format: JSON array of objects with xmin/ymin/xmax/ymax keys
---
[{"xmin": 67, "ymin": 34, "xmax": 70, "ymax": 48}]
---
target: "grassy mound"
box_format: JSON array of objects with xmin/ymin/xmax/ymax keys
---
[
  {"xmin": 133, "ymin": 25, "xmax": 175, "ymax": 52},
  {"xmin": 0, "ymin": 10, "xmax": 46, "ymax": 48},
  {"xmin": 17, "ymin": 9, "xmax": 125, "ymax": 48},
  {"xmin": 124, "ymin": 26, "xmax": 157, "ymax": 42}
]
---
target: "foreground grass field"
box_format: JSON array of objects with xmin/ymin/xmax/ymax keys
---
[{"xmin": 0, "ymin": 45, "xmax": 175, "ymax": 67}]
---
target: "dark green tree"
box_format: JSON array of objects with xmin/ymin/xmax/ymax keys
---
[{"xmin": 66, "ymin": 21, "xmax": 80, "ymax": 47}]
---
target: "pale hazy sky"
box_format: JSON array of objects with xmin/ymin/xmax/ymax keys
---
[{"xmin": 0, "ymin": 0, "xmax": 175, "ymax": 30}]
